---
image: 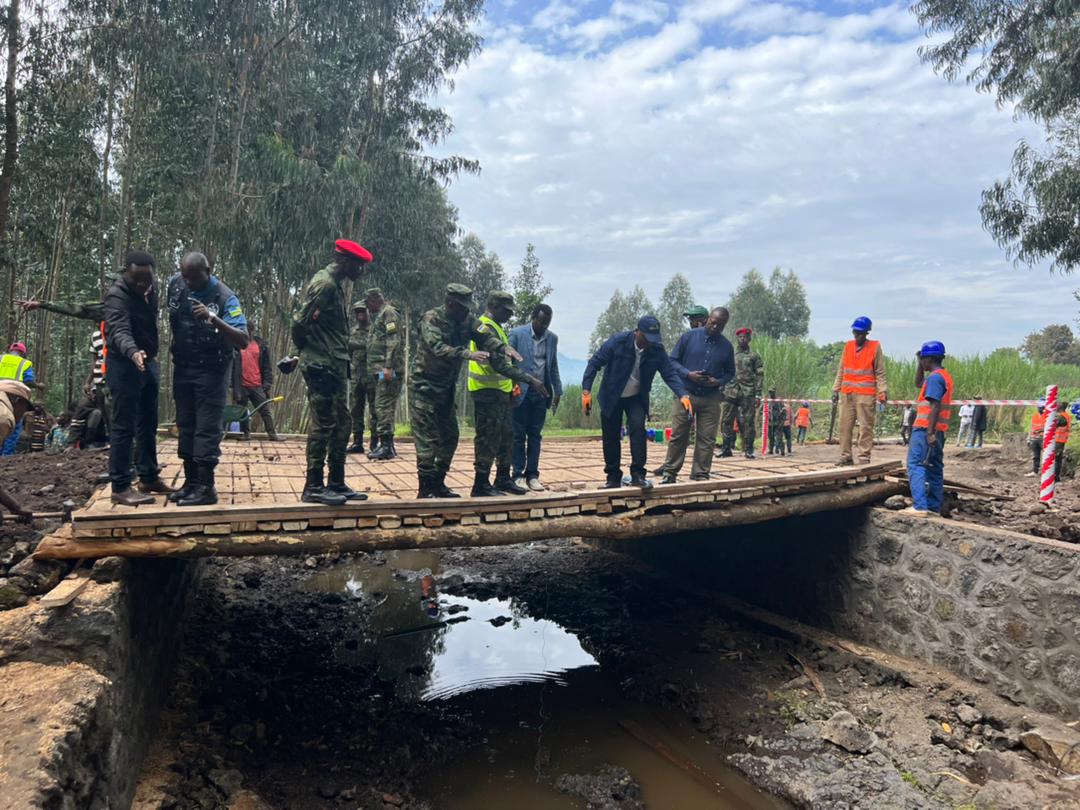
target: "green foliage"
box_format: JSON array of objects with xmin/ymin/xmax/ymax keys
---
[
  {"xmin": 509, "ymin": 244, "xmax": 552, "ymax": 328},
  {"xmin": 459, "ymin": 233, "xmax": 507, "ymax": 311},
  {"xmin": 657, "ymin": 273, "xmax": 695, "ymax": 349},
  {"xmin": 726, "ymin": 267, "xmax": 810, "ymax": 339},
  {"xmin": 552, "ymin": 383, "xmax": 601, "ymax": 430},
  {"xmin": 914, "ymin": 0, "xmax": 1080, "ymax": 271},
  {"xmin": 1020, "ymin": 324, "xmax": 1080, "ymax": 365},
  {"xmin": 589, "ymin": 286, "xmax": 655, "ymax": 355}
]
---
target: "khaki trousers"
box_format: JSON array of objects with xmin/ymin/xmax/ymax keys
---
[
  {"xmin": 838, "ymin": 392, "xmax": 876, "ymax": 463},
  {"xmin": 660, "ymin": 392, "xmax": 722, "ymax": 479}
]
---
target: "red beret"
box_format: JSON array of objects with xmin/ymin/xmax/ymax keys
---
[
  {"xmin": 334, "ymin": 239, "xmax": 373, "ymax": 263},
  {"xmin": 735, "ymin": 327, "xmax": 752, "ymax": 336}
]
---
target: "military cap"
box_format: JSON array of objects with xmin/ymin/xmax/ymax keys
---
[
  {"xmin": 446, "ymin": 283, "xmax": 473, "ymax": 305},
  {"xmin": 364, "ymin": 287, "xmax": 384, "ymax": 299},
  {"xmin": 683, "ymin": 305, "xmax": 709, "ymax": 318},
  {"xmin": 487, "ymin": 290, "xmax": 515, "ymax": 309},
  {"xmin": 334, "ymin": 239, "xmax": 373, "ymax": 262},
  {"xmin": 352, "ymin": 301, "xmax": 367, "ymax": 310}
]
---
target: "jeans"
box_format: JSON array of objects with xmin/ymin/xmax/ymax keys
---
[
  {"xmin": 907, "ymin": 428, "xmax": 944, "ymax": 512},
  {"xmin": 107, "ymin": 356, "xmax": 161, "ymax": 490},
  {"xmin": 601, "ymin": 396, "xmax": 647, "ymax": 480},
  {"xmin": 783, "ymin": 425, "xmax": 792, "ymax": 452},
  {"xmin": 796, "ymin": 426, "xmax": 807, "ymax": 444},
  {"xmin": 175, "ymin": 363, "xmax": 230, "ymax": 468},
  {"xmin": 512, "ymin": 390, "xmax": 548, "ymax": 480}
]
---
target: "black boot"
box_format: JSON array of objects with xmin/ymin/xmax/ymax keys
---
[
  {"xmin": 178, "ymin": 466, "xmax": 219, "ymax": 507},
  {"xmin": 327, "ymin": 463, "xmax": 368, "ymax": 500},
  {"xmin": 366, "ymin": 438, "xmax": 381, "ymax": 459},
  {"xmin": 168, "ymin": 460, "xmax": 199, "ymax": 503},
  {"xmin": 369, "ymin": 436, "xmax": 395, "ymax": 461},
  {"xmin": 745, "ymin": 441, "xmax": 756, "ymax": 460},
  {"xmin": 418, "ymin": 475, "xmax": 435, "ymax": 498},
  {"xmin": 432, "ymin": 472, "xmax": 461, "ymax": 498},
  {"xmin": 346, "ymin": 438, "xmax": 366, "ymax": 454},
  {"xmin": 302, "ymin": 469, "xmax": 347, "ymax": 506},
  {"xmin": 471, "ymin": 471, "xmax": 504, "ymax": 498},
  {"xmin": 494, "ymin": 467, "xmax": 527, "ymax": 495}
]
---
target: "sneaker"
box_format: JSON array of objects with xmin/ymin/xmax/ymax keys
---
[
  {"xmin": 1024, "ymin": 471, "xmax": 1038, "ymax": 477},
  {"xmin": 899, "ymin": 507, "xmax": 930, "ymax": 517},
  {"xmin": 527, "ymin": 478, "xmax": 546, "ymax": 492},
  {"xmin": 512, "ymin": 477, "xmax": 527, "ymax": 491}
]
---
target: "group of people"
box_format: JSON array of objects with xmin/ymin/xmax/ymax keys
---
[{"xmin": 2, "ymin": 243, "xmax": 1073, "ymax": 520}]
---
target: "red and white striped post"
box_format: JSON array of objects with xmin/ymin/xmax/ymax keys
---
[
  {"xmin": 1040, "ymin": 385, "xmax": 1059, "ymax": 503},
  {"xmin": 761, "ymin": 397, "xmax": 769, "ymax": 454}
]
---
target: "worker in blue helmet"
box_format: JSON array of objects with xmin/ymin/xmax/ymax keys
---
[
  {"xmin": 905, "ymin": 341, "xmax": 952, "ymax": 516},
  {"xmin": 832, "ymin": 316, "xmax": 887, "ymax": 465}
]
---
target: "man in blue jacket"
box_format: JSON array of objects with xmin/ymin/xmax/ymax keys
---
[
  {"xmin": 507, "ymin": 303, "xmax": 563, "ymax": 491},
  {"xmin": 582, "ymin": 316, "xmax": 690, "ymax": 489}
]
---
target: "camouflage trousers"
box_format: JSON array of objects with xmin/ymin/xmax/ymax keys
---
[
  {"xmin": 302, "ymin": 363, "xmax": 350, "ymax": 473},
  {"xmin": 720, "ymin": 394, "xmax": 758, "ymax": 451},
  {"xmin": 411, "ymin": 386, "xmax": 459, "ymax": 478},
  {"xmin": 349, "ymin": 375, "xmax": 376, "ymax": 445},
  {"xmin": 374, "ymin": 374, "xmax": 403, "ymax": 438},
  {"xmin": 471, "ymin": 389, "xmax": 513, "ymax": 475}
]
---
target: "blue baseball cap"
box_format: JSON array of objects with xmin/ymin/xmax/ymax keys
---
[{"xmin": 637, "ymin": 315, "xmax": 663, "ymax": 345}]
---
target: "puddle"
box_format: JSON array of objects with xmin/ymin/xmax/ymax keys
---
[{"xmin": 309, "ymin": 551, "xmax": 787, "ymax": 809}]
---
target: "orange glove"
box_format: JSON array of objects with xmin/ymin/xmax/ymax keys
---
[
  {"xmin": 512, "ymin": 383, "xmax": 522, "ymax": 398},
  {"xmin": 582, "ymin": 391, "xmax": 593, "ymax": 415},
  {"xmin": 681, "ymin": 396, "xmax": 693, "ymax": 415}
]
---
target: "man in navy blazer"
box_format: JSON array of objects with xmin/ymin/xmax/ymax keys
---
[
  {"xmin": 582, "ymin": 316, "xmax": 689, "ymax": 489},
  {"xmin": 508, "ymin": 304, "xmax": 563, "ymax": 491}
]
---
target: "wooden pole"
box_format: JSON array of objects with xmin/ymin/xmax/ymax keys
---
[{"xmin": 34, "ymin": 480, "xmax": 903, "ymax": 561}]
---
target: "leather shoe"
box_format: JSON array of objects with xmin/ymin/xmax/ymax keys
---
[
  {"xmin": 600, "ymin": 477, "xmax": 622, "ymax": 489},
  {"xmin": 629, "ymin": 474, "xmax": 653, "ymax": 490},
  {"xmin": 138, "ymin": 478, "xmax": 176, "ymax": 494},
  {"xmin": 112, "ymin": 489, "xmax": 156, "ymax": 506},
  {"xmin": 495, "ymin": 477, "xmax": 527, "ymax": 495},
  {"xmin": 346, "ymin": 442, "xmax": 365, "ymax": 454},
  {"xmin": 661, "ymin": 474, "xmax": 677, "ymax": 485},
  {"xmin": 177, "ymin": 484, "xmax": 218, "ymax": 507}
]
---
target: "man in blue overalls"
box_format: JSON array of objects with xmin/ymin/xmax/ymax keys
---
[{"xmin": 906, "ymin": 341, "xmax": 953, "ymax": 516}]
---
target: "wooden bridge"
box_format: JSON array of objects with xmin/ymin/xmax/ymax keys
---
[{"xmin": 33, "ymin": 437, "xmax": 904, "ymax": 560}]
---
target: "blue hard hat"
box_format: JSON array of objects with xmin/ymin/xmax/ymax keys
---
[
  {"xmin": 851, "ymin": 316, "xmax": 872, "ymax": 332},
  {"xmin": 919, "ymin": 340, "xmax": 946, "ymax": 358}
]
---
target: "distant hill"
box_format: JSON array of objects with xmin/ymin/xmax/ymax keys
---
[{"xmin": 557, "ymin": 353, "xmax": 588, "ymax": 385}]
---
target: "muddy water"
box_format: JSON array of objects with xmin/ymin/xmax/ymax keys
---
[{"xmin": 307, "ymin": 550, "xmax": 786, "ymax": 809}]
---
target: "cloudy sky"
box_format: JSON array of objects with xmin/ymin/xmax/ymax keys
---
[{"xmin": 432, "ymin": 0, "xmax": 1078, "ymax": 360}]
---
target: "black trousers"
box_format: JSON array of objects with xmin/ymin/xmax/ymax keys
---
[
  {"xmin": 107, "ymin": 356, "xmax": 160, "ymax": 490},
  {"xmin": 175, "ymin": 362, "xmax": 229, "ymax": 468},
  {"xmin": 600, "ymin": 396, "xmax": 647, "ymax": 480}
]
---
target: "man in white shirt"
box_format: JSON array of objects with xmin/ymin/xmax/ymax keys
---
[{"xmin": 956, "ymin": 402, "xmax": 975, "ymax": 447}]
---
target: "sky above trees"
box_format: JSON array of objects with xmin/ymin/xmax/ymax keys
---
[{"xmin": 432, "ymin": 0, "xmax": 1080, "ymax": 358}]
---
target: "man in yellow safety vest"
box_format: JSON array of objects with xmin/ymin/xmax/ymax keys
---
[{"xmin": 0, "ymin": 342, "xmax": 34, "ymax": 456}]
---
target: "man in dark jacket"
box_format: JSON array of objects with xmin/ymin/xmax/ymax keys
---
[
  {"xmin": 582, "ymin": 316, "xmax": 689, "ymax": 489},
  {"xmin": 103, "ymin": 250, "xmax": 173, "ymax": 505},
  {"xmin": 969, "ymin": 396, "xmax": 989, "ymax": 448},
  {"xmin": 232, "ymin": 324, "xmax": 280, "ymax": 441}
]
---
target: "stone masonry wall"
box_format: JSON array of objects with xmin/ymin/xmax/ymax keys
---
[{"xmin": 615, "ymin": 508, "xmax": 1080, "ymax": 718}]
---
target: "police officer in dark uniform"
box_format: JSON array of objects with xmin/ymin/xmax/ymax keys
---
[{"xmin": 167, "ymin": 252, "xmax": 250, "ymax": 506}]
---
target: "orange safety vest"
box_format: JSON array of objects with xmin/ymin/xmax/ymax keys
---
[
  {"xmin": 1056, "ymin": 412, "xmax": 1071, "ymax": 444},
  {"xmin": 795, "ymin": 407, "xmax": 811, "ymax": 428},
  {"xmin": 839, "ymin": 339, "xmax": 880, "ymax": 396},
  {"xmin": 1030, "ymin": 411, "xmax": 1047, "ymax": 440},
  {"xmin": 913, "ymin": 367, "xmax": 953, "ymax": 433},
  {"xmin": 99, "ymin": 320, "xmax": 108, "ymax": 376}
]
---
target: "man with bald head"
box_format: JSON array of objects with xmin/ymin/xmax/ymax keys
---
[{"xmin": 167, "ymin": 251, "xmax": 250, "ymax": 506}]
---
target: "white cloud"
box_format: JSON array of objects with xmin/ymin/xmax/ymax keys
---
[{"xmin": 433, "ymin": 1, "xmax": 1077, "ymax": 360}]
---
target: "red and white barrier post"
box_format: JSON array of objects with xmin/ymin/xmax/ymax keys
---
[
  {"xmin": 761, "ymin": 397, "xmax": 769, "ymax": 454},
  {"xmin": 1040, "ymin": 385, "xmax": 1059, "ymax": 503}
]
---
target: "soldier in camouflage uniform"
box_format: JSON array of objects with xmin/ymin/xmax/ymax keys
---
[
  {"xmin": 346, "ymin": 302, "xmax": 376, "ymax": 454},
  {"xmin": 291, "ymin": 240, "xmax": 373, "ymax": 505},
  {"xmin": 767, "ymin": 388, "xmax": 786, "ymax": 456},
  {"xmin": 410, "ymin": 283, "xmax": 547, "ymax": 499},
  {"xmin": 467, "ymin": 290, "xmax": 528, "ymax": 497},
  {"xmin": 365, "ymin": 288, "xmax": 405, "ymax": 461},
  {"xmin": 719, "ymin": 327, "xmax": 764, "ymax": 459}
]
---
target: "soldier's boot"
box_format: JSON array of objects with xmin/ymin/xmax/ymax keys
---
[
  {"xmin": 417, "ymin": 475, "xmax": 435, "ymax": 498},
  {"xmin": 494, "ymin": 467, "xmax": 527, "ymax": 495},
  {"xmin": 168, "ymin": 460, "xmax": 199, "ymax": 503},
  {"xmin": 369, "ymin": 436, "xmax": 395, "ymax": 461},
  {"xmin": 346, "ymin": 436, "xmax": 366, "ymax": 454},
  {"xmin": 327, "ymin": 463, "xmax": 368, "ymax": 500},
  {"xmin": 744, "ymin": 440, "xmax": 756, "ymax": 460},
  {"xmin": 432, "ymin": 472, "xmax": 461, "ymax": 499},
  {"xmin": 471, "ymin": 471, "xmax": 504, "ymax": 498},
  {"xmin": 178, "ymin": 466, "xmax": 219, "ymax": 507},
  {"xmin": 302, "ymin": 469, "xmax": 347, "ymax": 506}
]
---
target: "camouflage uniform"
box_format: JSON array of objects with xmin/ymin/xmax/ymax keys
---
[
  {"xmin": 366, "ymin": 299, "xmax": 405, "ymax": 440},
  {"xmin": 767, "ymin": 399, "xmax": 786, "ymax": 456},
  {"xmin": 348, "ymin": 320, "xmax": 375, "ymax": 447},
  {"xmin": 292, "ymin": 265, "xmax": 350, "ymax": 475},
  {"xmin": 410, "ymin": 285, "xmax": 533, "ymax": 487},
  {"xmin": 468, "ymin": 295, "xmax": 517, "ymax": 481},
  {"xmin": 720, "ymin": 346, "xmax": 764, "ymax": 454}
]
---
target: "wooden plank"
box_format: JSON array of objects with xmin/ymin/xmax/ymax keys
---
[{"xmin": 39, "ymin": 570, "xmax": 91, "ymax": 608}]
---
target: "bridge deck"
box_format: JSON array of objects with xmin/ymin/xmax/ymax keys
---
[{"xmin": 33, "ymin": 438, "xmax": 904, "ymax": 560}]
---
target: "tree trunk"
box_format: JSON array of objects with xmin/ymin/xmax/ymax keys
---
[
  {"xmin": 0, "ymin": 0, "xmax": 19, "ymax": 345},
  {"xmin": 97, "ymin": 84, "xmax": 114, "ymax": 294},
  {"xmin": 112, "ymin": 62, "xmax": 140, "ymax": 268}
]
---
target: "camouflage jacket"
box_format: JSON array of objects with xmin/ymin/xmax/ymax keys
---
[
  {"xmin": 724, "ymin": 348, "xmax": 764, "ymax": 399},
  {"xmin": 291, "ymin": 265, "xmax": 349, "ymax": 368},
  {"xmin": 366, "ymin": 303, "xmax": 404, "ymax": 376},
  {"xmin": 411, "ymin": 305, "xmax": 532, "ymax": 396},
  {"xmin": 348, "ymin": 324, "xmax": 368, "ymax": 374}
]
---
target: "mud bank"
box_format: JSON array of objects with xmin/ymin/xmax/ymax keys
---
[{"xmin": 0, "ymin": 557, "xmax": 200, "ymax": 808}]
